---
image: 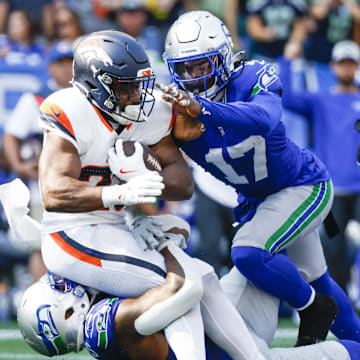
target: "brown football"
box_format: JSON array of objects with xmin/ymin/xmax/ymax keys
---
[{"xmin": 122, "ymin": 140, "xmax": 162, "ymax": 172}]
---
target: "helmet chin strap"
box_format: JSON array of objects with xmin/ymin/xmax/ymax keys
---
[
  {"xmin": 199, "ymin": 81, "xmax": 219, "ymax": 99},
  {"xmin": 102, "ymin": 104, "xmax": 149, "ymax": 126}
]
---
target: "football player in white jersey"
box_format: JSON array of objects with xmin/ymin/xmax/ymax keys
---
[{"xmin": 38, "ymin": 30, "xmax": 193, "ymax": 298}]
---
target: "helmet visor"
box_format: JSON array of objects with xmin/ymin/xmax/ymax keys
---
[
  {"xmin": 173, "ymin": 57, "xmax": 217, "ymax": 93},
  {"xmin": 102, "ymin": 73, "xmax": 155, "ymax": 122}
]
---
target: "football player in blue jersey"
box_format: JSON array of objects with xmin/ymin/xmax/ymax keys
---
[
  {"xmin": 17, "ymin": 260, "xmax": 360, "ymax": 360},
  {"xmin": 158, "ymin": 10, "xmax": 360, "ymax": 346}
]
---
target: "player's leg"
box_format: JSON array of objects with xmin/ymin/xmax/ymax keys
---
[
  {"xmin": 164, "ymin": 304, "xmax": 206, "ymax": 360},
  {"xmin": 268, "ymin": 340, "xmax": 358, "ymax": 360},
  {"xmin": 231, "ymin": 181, "xmax": 337, "ymax": 344},
  {"xmin": 41, "ymin": 223, "xmax": 167, "ymax": 297},
  {"xmin": 195, "ymin": 260, "xmax": 265, "ymax": 360},
  {"xmin": 220, "ymin": 266, "xmax": 280, "ymax": 346},
  {"xmin": 288, "ymin": 230, "xmax": 360, "ymax": 342}
]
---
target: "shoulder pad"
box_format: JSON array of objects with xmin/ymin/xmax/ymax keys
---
[{"xmin": 231, "ymin": 60, "xmax": 282, "ymax": 98}]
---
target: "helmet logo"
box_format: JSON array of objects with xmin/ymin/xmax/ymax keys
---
[
  {"xmin": 36, "ymin": 304, "xmax": 67, "ymax": 355},
  {"xmin": 137, "ymin": 68, "xmax": 153, "ymax": 77},
  {"xmin": 77, "ymin": 45, "xmax": 113, "ymax": 68}
]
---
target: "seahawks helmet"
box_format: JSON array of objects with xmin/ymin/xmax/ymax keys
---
[
  {"xmin": 163, "ymin": 11, "xmax": 234, "ymax": 99},
  {"xmin": 73, "ymin": 30, "xmax": 155, "ymax": 125},
  {"xmin": 17, "ymin": 273, "xmax": 90, "ymax": 356}
]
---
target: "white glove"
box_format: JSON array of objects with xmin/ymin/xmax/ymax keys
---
[
  {"xmin": 108, "ymin": 138, "xmax": 153, "ymax": 182},
  {"xmin": 132, "ymin": 216, "xmax": 165, "ymax": 251},
  {"xmin": 101, "ymin": 172, "xmax": 164, "ymax": 207},
  {"xmin": 157, "ymin": 233, "xmax": 187, "ymax": 251}
]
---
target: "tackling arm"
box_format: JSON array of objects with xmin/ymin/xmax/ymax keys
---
[{"xmin": 112, "ymin": 246, "xmax": 192, "ymax": 358}]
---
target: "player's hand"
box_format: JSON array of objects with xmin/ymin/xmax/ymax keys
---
[
  {"xmin": 157, "ymin": 232, "xmax": 187, "ymax": 251},
  {"xmin": 101, "ymin": 172, "xmax": 164, "ymax": 207},
  {"xmin": 132, "ymin": 216, "xmax": 165, "ymax": 251},
  {"xmin": 174, "ymin": 111, "xmax": 206, "ymax": 142},
  {"xmin": 156, "ymin": 83, "xmax": 201, "ymax": 118},
  {"xmin": 108, "ymin": 138, "xmax": 150, "ymax": 182}
]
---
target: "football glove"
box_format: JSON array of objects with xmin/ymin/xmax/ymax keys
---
[
  {"xmin": 108, "ymin": 138, "xmax": 152, "ymax": 182},
  {"xmin": 101, "ymin": 172, "xmax": 164, "ymax": 208},
  {"xmin": 132, "ymin": 216, "xmax": 164, "ymax": 251}
]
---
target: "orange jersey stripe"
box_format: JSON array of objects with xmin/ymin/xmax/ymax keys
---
[
  {"xmin": 40, "ymin": 101, "xmax": 76, "ymax": 138},
  {"xmin": 92, "ymin": 105, "xmax": 114, "ymax": 133},
  {"xmin": 168, "ymin": 105, "xmax": 176, "ymax": 131},
  {"xmin": 50, "ymin": 232, "xmax": 102, "ymax": 267}
]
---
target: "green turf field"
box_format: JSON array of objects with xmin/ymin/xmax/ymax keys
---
[{"xmin": 0, "ymin": 319, "xmax": 336, "ymax": 359}]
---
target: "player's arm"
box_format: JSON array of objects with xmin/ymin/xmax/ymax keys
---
[
  {"xmin": 39, "ymin": 132, "xmax": 104, "ymax": 212},
  {"xmin": 278, "ymin": 57, "xmax": 314, "ymax": 118},
  {"xmin": 150, "ymin": 134, "xmax": 194, "ymax": 200},
  {"xmin": 112, "ymin": 247, "xmax": 186, "ymax": 359},
  {"xmin": 39, "ymin": 133, "xmax": 164, "ymax": 212},
  {"xmin": 158, "ymin": 83, "xmax": 283, "ymax": 141}
]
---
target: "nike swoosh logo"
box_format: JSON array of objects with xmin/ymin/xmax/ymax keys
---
[
  {"xmin": 51, "ymin": 107, "xmax": 61, "ymax": 117},
  {"xmin": 119, "ymin": 169, "xmax": 136, "ymax": 174}
]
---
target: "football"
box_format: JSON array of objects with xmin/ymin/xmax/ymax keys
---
[{"xmin": 121, "ymin": 140, "xmax": 162, "ymax": 172}]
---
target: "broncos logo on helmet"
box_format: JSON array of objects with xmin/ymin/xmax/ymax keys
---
[{"xmin": 72, "ymin": 31, "xmax": 155, "ymax": 126}]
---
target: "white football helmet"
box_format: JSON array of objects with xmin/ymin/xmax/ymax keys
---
[
  {"xmin": 163, "ymin": 11, "xmax": 234, "ymax": 99},
  {"xmin": 17, "ymin": 273, "xmax": 90, "ymax": 356}
]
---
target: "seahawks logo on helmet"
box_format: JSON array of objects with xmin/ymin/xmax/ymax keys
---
[{"xmin": 36, "ymin": 304, "xmax": 67, "ymax": 356}]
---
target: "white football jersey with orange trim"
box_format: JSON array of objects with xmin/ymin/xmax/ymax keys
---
[{"xmin": 38, "ymin": 86, "xmax": 174, "ymax": 233}]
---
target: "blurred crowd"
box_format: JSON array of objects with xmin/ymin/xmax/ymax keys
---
[{"xmin": 0, "ymin": 0, "xmax": 359, "ymax": 322}]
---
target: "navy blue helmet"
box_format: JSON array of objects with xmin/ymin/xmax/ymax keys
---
[{"xmin": 73, "ymin": 31, "xmax": 155, "ymax": 125}]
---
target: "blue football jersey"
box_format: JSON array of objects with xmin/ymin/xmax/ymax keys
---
[
  {"xmin": 182, "ymin": 60, "xmax": 329, "ymax": 205},
  {"xmin": 84, "ymin": 297, "xmax": 130, "ymax": 360},
  {"xmin": 84, "ymin": 297, "xmax": 177, "ymax": 360}
]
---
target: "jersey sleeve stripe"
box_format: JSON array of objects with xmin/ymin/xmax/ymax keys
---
[
  {"xmin": 39, "ymin": 111, "xmax": 77, "ymax": 141},
  {"xmin": 40, "ymin": 101, "xmax": 76, "ymax": 140},
  {"xmin": 92, "ymin": 105, "xmax": 114, "ymax": 133},
  {"xmin": 167, "ymin": 105, "xmax": 176, "ymax": 131}
]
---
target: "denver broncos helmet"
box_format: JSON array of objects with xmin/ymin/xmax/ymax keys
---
[{"xmin": 72, "ymin": 30, "xmax": 155, "ymax": 125}]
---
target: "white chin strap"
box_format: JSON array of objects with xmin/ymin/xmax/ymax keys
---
[
  {"xmin": 190, "ymin": 81, "xmax": 219, "ymax": 99},
  {"xmin": 101, "ymin": 104, "xmax": 149, "ymax": 126}
]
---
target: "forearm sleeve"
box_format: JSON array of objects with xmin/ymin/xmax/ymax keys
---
[
  {"xmin": 197, "ymin": 92, "xmax": 282, "ymax": 136},
  {"xmin": 134, "ymin": 243, "xmax": 203, "ymax": 335}
]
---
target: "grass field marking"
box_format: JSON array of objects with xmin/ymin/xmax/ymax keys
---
[
  {"xmin": 274, "ymin": 328, "xmax": 336, "ymax": 341},
  {"xmin": 0, "ymin": 329, "xmax": 22, "ymax": 340}
]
